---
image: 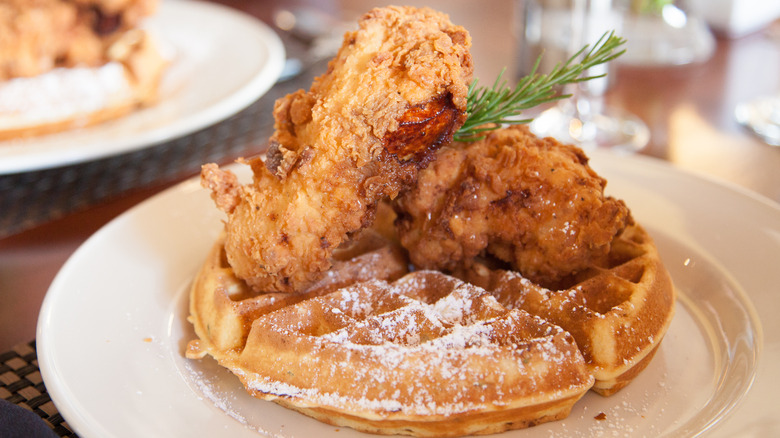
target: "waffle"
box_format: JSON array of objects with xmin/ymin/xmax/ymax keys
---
[
  {"xmin": 220, "ymin": 270, "xmax": 594, "ymax": 437},
  {"xmin": 454, "ymin": 223, "xmax": 675, "ymax": 396},
  {"xmin": 187, "ymin": 228, "xmax": 596, "ymax": 436},
  {"xmin": 0, "ymin": 0, "xmax": 166, "ymax": 140},
  {"xmin": 186, "ymin": 228, "xmax": 410, "ymax": 360},
  {"xmin": 187, "ymin": 225, "xmax": 672, "ymax": 434}
]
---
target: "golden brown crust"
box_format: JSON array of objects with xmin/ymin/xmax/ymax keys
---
[
  {"xmin": 203, "ymin": 5, "xmax": 473, "ymax": 294},
  {"xmin": 394, "ymin": 125, "xmax": 633, "ymax": 287}
]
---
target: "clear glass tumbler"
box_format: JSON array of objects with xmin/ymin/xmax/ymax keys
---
[{"xmin": 516, "ymin": 0, "xmax": 650, "ymax": 152}]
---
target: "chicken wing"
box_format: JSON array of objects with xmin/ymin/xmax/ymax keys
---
[
  {"xmin": 202, "ymin": 6, "xmax": 473, "ymax": 293},
  {"xmin": 393, "ymin": 125, "xmax": 632, "ymax": 288}
]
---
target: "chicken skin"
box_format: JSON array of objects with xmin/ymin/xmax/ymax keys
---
[
  {"xmin": 393, "ymin": 125, "xmax": 632, "ymax": 288},
  {"xmin": 202, "ymin": 6, "xmax": 473, "ymax": 293}
]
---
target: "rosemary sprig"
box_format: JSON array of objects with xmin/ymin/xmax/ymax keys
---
[{"xmin": 453, "ymin": 31, "xmax": 626, "ymax": 143}]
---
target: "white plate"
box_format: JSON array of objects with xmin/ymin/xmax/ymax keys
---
[
  {"xmin": 0, "ymin": 0, "xmax": 284, "ymax": 175},
  {"xmin": 37, "ymin": 151, "xmax": 780, "ymax": 437}
]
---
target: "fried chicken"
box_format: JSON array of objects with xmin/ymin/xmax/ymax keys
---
[
  {"xmin": 393, "ymin": 125, "xmax": 632, "ymax": 288},
  {"xmin": 202, "ymin": 6, "xmax": 473, "ymax": 293}
]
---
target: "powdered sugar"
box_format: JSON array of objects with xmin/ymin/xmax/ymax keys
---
[
  {"xmin": 0, "ymin": 63, "xmax": 132, "ymax": 129},
  {"xmin": 432, "ymin": 284, "xmax": 474, "ymax": 325},
  {"xmin": 237, "ymin": 272, "xmax": 589, "ymax": 417}
]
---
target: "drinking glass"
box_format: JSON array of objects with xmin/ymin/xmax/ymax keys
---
[
  {"xmin": 516, "ymin": 0, "xmax": 650, "ymax": 152},
  {"xmin": 618, "ymin": 0, "xmax": 715, "ymax": 66}
]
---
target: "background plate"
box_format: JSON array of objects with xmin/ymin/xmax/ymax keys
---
[{"xmin": 0, "ymin": 0, "xmax": 284, "ymax": 174}]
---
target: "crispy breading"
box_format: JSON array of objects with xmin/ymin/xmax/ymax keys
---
[
  {"xmin": 393, "ymin": 125, "xmax": 633, "ymax": 288},
  {"xmin": 202, "ymin": 6, "xmax": 473, "ymax": 293}
]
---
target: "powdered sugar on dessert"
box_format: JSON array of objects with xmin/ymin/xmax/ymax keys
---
[{"xmin": 0, "ymin": 63, "xmax": 132, "ymax": 130}]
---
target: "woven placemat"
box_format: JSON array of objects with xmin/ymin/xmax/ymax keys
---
[{"xmin": 0, "ymin": 341, "xmax": 75, "ymax": 437}]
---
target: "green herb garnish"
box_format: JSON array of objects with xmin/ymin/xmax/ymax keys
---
[{"xmin": 453, "ymin": 31, "xmax": 626, "ymax": 143}]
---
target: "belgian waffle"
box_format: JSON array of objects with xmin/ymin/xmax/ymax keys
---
[
  {"xmin": 187, "ymin": 223, "xmax": 673, "ymax": 435},
  {"xmin": 217, "ymin": 270, "xmax": 593, "ymax": 437},
  {"xmin": 455, "ymin": 223, "xmax": 675, "ymax": 396}
]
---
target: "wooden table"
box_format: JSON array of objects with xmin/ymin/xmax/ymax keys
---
[{"xmin": 1, "ymin": 0, "xmax": 779, "ymax": 356}]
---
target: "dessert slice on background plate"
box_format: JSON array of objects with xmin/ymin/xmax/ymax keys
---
[{"xmin": 0, "ymin": 0, "xmax": 167, "ymax": 140}]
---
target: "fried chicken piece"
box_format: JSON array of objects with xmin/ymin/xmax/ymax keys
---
[
  {"xmin": 203, "ymin": 6, "xmax": 473, "ymax": 293},
  {"xmin": 0, "ymin": 0, "xmax": 156, "ymax": 80},
  {"xmin": 393, "ymin": 125, "xmax": 633, "ymax": 288}
]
